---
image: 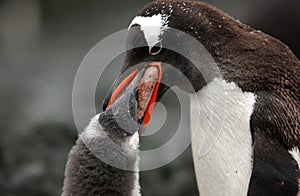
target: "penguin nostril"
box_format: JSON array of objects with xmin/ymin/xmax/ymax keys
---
[{"xmin": 149, "ymin": 42, "xmax": 162, "ymax": 55}]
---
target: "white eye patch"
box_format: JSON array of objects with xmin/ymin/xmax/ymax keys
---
[{"xmin": 129, "ymin": 14, "xmax": 169, "ymax": 49}]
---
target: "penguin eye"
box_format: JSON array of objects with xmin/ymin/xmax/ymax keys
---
[{"xmin": 149, "ymin": 41, "xmax": 162, "ymax": 55}]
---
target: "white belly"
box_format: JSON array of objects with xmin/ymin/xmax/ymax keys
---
[{"xmin": 190, "ymin": 78, "xmax": 256, "ymax": 196}]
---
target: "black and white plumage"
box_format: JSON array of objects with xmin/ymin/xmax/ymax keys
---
[
  {"xmin": 62, "ymin": 74, "xmax": 142, "ymax": 195},
  {"xmin": 103, "ymin": 0, "xmax": 300, "ymax": 195}
]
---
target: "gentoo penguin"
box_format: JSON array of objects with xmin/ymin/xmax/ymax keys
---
[
  {"xmin": 103, "ymin": 0, "xmax": 300, "ymax": 195},
  {"xmin": 62, "ymin": 66, "xmax": 162, "ymax": 195}
]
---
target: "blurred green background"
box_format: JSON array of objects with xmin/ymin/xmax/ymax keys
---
[{"xmin": 0, "ymin": 0, "xmax": 299, "ymax": 195}]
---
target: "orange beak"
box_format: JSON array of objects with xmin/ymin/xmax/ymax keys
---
[{"xmin": 105, "ymin": 62, "xmax": 162, "ymax": 131}]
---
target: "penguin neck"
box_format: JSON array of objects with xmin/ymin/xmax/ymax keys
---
[
  {"xmin": 190, "ymin": 78, "xmax": 256, "ymax": 195},
  {"xmin": 62, "ymin": 114, "xmax": 141, "ymax": 196}
]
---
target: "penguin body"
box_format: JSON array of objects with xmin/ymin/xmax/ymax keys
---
[
  {"xmin": 62, "ymin": 75, "xmax": 142, "ymax": 196},
  {"xmin": 103, "ymin": 0, "xmax": 300, "ymax": 195},
  {"xmin": 62, "ymin": 114, "xmax": 140, "ymax": 196}
]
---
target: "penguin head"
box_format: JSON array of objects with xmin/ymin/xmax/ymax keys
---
[
  {"xmin": 103, "ymin": 0, "xmax": 242, "ymax": 125},
  {"xmin": 121, "ymin": 0, "xmax": 213, "ymax": 94}
]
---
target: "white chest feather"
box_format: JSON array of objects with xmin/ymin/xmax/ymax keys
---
[{"xmin": 190, "ymin": 78, "xmax": 256, "ymax": 196}]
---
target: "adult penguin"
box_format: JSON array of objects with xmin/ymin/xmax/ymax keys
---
[{"xmin": 102, "ymin": 0, "xmax": 300, "ymax": 195}]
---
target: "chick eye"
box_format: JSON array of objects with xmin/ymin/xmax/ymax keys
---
[{"xmin": 149, "ymin": 41, "xmax": 162, "ymax": 55}]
